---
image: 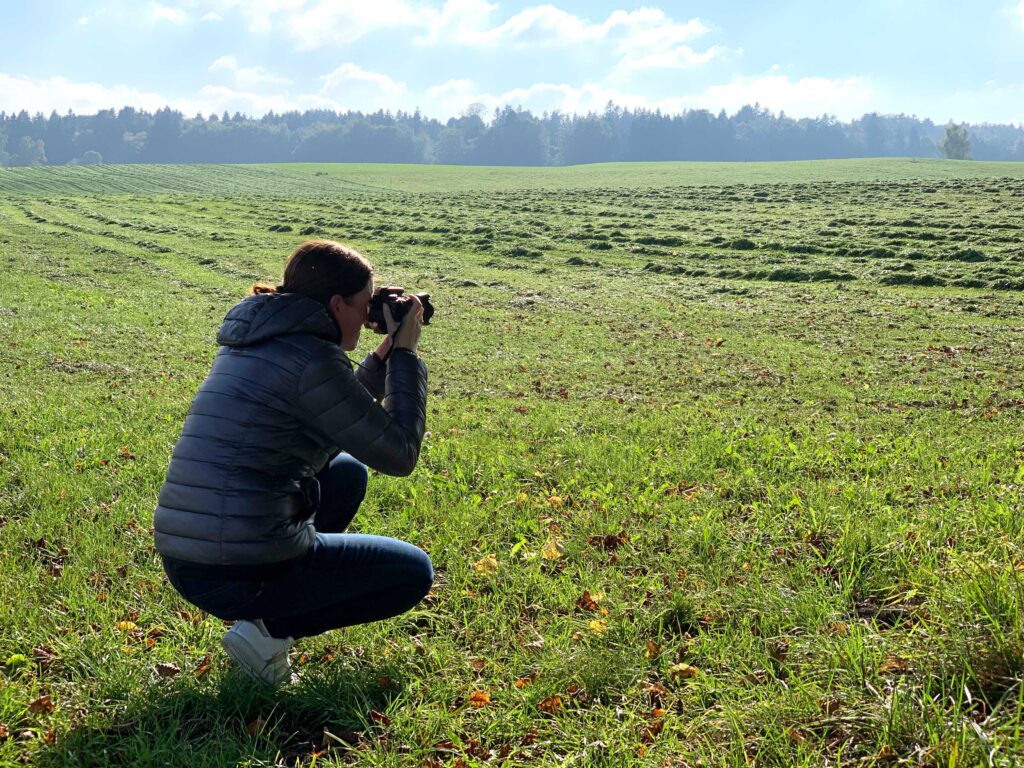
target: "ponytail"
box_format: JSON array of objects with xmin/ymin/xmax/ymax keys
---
[{"xmin": 249, "ymin": 283, "xmax": 281, "ymax": 296}]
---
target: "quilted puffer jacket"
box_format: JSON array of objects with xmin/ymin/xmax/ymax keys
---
[{"xmin": 153, "ymin": 292, "xmax": 427, "ymax": 567}]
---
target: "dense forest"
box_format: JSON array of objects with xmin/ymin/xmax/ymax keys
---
[{"xmin": 1, "ymin": 103, "xmax": 1022, "ymax": 167}]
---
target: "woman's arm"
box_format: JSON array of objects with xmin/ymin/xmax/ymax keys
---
[
  {"xmin": 297, "ymin": 345, "xmax": 427, "ymax": 477},
  {"xmin": 353, "ymin": 336, "xmax": 393, "ymax": 400}
]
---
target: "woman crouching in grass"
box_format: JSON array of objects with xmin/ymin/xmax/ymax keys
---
[{"xmin": 153, "ymin": 239, "xmax": 431, "ymax": 686}]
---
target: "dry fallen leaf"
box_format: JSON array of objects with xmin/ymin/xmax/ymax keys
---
[
  {"xmin": 155, "ymin": 662, "xmax": 181, "ymax": 678},
  {"xmin": 537, "ymin": 695, "xmax": 563, "ymax": 714},
  {"xmin": 115, "ymin": 621, "xmax": 138, "ymax": 633},
  {"xmin": 194, "ymin": 654, "xmax": 212, "ymax": 678},
  {"xmin": 541, "ymin": 537, "xmax": 564, "ymax": 561},
  {"xmin": 667, "ymin": 663, "xmax": 700, "ymax": 681},
  {"xmin": 576, "ymin": 591, "xmax": 600, "ymax": 611},
  {"xmin": 28, "ymin": 695, "xmax": 54, "ymax": 714},
  {"xmin": 473, "ymin": 554, "xmax": 499, "ymax": 575},
  {"xmin": 545, "ymin": 495, "xmax": 563, "ymax": 509},
  {"xmin": 644, "ymin": 640, "xmax": 663, "ymax": 659},
  {"xmin": 514, "ymin": 672, "xmax": 537, "ymax": 688},
  {"xmin": 468, "ymin": 690, "xmax": 491, "ymax": 708},
  {"xmin": 588, "ymin": 619, "xmax": 608, "ymax": 636}
]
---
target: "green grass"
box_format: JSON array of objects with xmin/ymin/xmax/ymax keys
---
[
  {"xmin": 4, "ymin": 158, "xmax": 1024, "ymax": 197},
  {"xmin": 2, "ymin": 160, "xmax": 1024, "ymax": 766}
]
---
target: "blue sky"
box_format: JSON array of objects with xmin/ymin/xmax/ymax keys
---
[{"xmin": 1, "ymin": 1, "xmax": 1023, "ymax": 123}]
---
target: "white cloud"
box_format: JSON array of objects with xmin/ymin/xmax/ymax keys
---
[
  {"xmin": 698, "ymin": 74, "xmax": 875, "ymax": 120},
  {"xmin": 419, "ymin": 3, "xmax": 722, "ymax": 80},
  {"xmin": 423, "ymin": 78, "xmax": 670, "ymax": 119},
  {"xmin": 283, "ymin": 0, "xmax": 430, "ymax": 49},
  {"xmin": 420, "ymin": 73, "xmax": 880, "ymax": 122},
  {"xmin": 175, "ymin": 0, "xmax": 722, "ymax": 78},
  {"xmin": 201, "ymin": 11, "xmax": 223, "ymax": 21},
  {"xmin": 149, "ymin": 2, "xmax": 190, "ymax": 24},
  {"xmin": 1017, "ymin": 0, "xmax": 1024, "ymax": 26},
  {"xmin": 189, "ymin": 84, "xmax": 338, "ymax": 116},
  {"xmin": 421, "ymin": 2, "xmax": 708, "ymax": 52},
  {"xmin": 209, "ymin": 55, "xmax": 292, "ymax": 88},
  {"xmin": 925, "ymin": 81, "xmax": 1024, "ymax": 126},
  {"xmin": 318, "ymin": 63, "xmax": 408, "ymax": 111},
  {"xmin": 0, "ymin": 72, "xmax": 172, "ymax": 115},
  {"xmin": 78, "ymin": 16, "xmax": 90, "ymax": 25}
]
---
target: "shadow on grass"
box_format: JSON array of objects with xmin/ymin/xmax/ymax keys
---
[{"xmin": 37, "ymin": 661, "xmax": 408, "ymax": 768}]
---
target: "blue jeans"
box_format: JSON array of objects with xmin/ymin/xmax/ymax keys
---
[{"xmin": 162, "ymin": 454, "xmax": 433, "ymax": 640}]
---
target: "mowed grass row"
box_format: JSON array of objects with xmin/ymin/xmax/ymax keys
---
[{"xmin": 1, "ymin": 162, "xmax": 1023, "ymax": 766}]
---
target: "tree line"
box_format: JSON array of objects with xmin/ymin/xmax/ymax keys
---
[{"xmin": 0, "ymin": 103, "xmax": 1020, "ymax": 167}]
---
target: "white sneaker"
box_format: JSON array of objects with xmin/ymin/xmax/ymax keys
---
[{"xmin": 221, "ymin": 620, "xmax": 295, "ymax": 686}]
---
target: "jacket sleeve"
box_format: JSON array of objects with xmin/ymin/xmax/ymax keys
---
[
  {"xmin": 354, "ymin": 351, "xmax": 386, "ymax": 401},
  {"xmin": 297, "ymin": 347, "xmax": 427, "ymax": 477}
]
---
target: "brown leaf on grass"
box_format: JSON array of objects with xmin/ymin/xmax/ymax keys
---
[
  {"xmin": 648, "ymin": 683, "xmax": 669, "ymax": 706},
  {"xmin": 537, "ymin": 695, "xmax": 563, "ymax": 714},
  {"xmin": 667, "ymin": 663, "xmax": 699, "ymax": 681},
  {"xmin": 468, "ymin": 690, "xmax": 491, "ymax": 708},
  {"xmin": 575, "ymin": 591, "xmax": 600, "ymax": 611},
  {"xmin": 587, "ymin": 531, "xmax": 629, "ymax": 551},
  {"xmin": 246, "ymin": 717, "xmax": 266, "ymax": 737},
  {"xmin": 0, "ymin": 724, "xmax": 9, "ymax": 740},
  {"xmin": 155, "ymin": 662, "xmax": 180, "ymax": 678},
  {"xmin": 194, "ymin": 654, "xmax": 212, "ymax": 678},
  {"xmin": 541, "ymin": 537, "xmax": 564, "ymax": 561},
  {"xmin": 28, "ymin": 695, "xmax": 54, "ymax": 714},
  {"xmin": 32, "ymin": 646, "xmax": 59, "ymax": 670},
  {"xmin": 644, "ymin": 640, "xmax": 663, "ymax": 659},
  {"xmin": 641, "ymin": 718, "xmax": 664, "ymax": 744},
  {"xmin": 514, "ymin": 672, "xmax": 537, "ymax": 688},
  {"xmin": 879, "ymin": 656, "xmax": 909, "ymax": 675},
  {"xmin": 369, "ymin": 709, "xmax": 391, "ymax": 726},
  {"xmin": 473, "ymin": 554, "xmax": 498, "ymax": 575},
  {"xmin": 43, "ymin": 728, "xmax": 57, "ymax": 745}
]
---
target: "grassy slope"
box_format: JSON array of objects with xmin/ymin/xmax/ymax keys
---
[
  {"xmin": 1, "ymin": 160, "xmax": 1023, "ymax": 767},
  {"xmin": 2, "ymin": 158, "xmax": 1024, "ymax": 197}
]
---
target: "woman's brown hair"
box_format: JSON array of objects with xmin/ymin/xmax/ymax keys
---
[{"xmin": 251, "ymin": 240, "xmax": 373, "ymax": 304}]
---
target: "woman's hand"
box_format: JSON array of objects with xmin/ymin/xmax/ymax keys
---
[{"xmin": 384, "ymin": 295, "xmax": 423, "ymax": 354}]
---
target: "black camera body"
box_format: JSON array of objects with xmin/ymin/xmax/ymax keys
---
[{"xmin": 367, "ymin": 286, "xmax": 434, "ymax": 334}]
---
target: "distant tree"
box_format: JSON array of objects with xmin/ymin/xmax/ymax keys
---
[
  {"xmin": 0, "ymin": 129, "xmax": 8, "ymax": 166},
  {"xmin": 562, "ymin": 114, "xmax": 617, "ymax": 165},
  {"xmin": 475, "ymin": 107, "xmax": 547, "ymax": 165},
  {"xmin": 10, "ymin": 136, "xmax": 46, "ymax": 166},
  {"xmin": 939, "ymin": 123, "xmax": 971, "ymax": 160},
  {"xmin": 434, "ymin": 126, "xmax": 470, "ymax": 164}
]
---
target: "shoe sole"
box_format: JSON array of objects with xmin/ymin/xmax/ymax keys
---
[{"xmin": 221, "ymin": 630, "xmax": 290, "ymax": 687}]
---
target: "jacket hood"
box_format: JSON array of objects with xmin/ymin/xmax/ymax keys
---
[{"xmin": 217, "ymin": 293, "xmax": 340, "ymax": 347}]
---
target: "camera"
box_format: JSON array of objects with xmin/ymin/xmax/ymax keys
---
[{"xmin": 366, "ymin": 286, "xmax": 434, "ymax": 334}]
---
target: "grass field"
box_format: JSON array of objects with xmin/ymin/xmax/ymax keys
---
[{"xmin": 1, "ymin": 159, "xmax": 1024, "ymax": 766}]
